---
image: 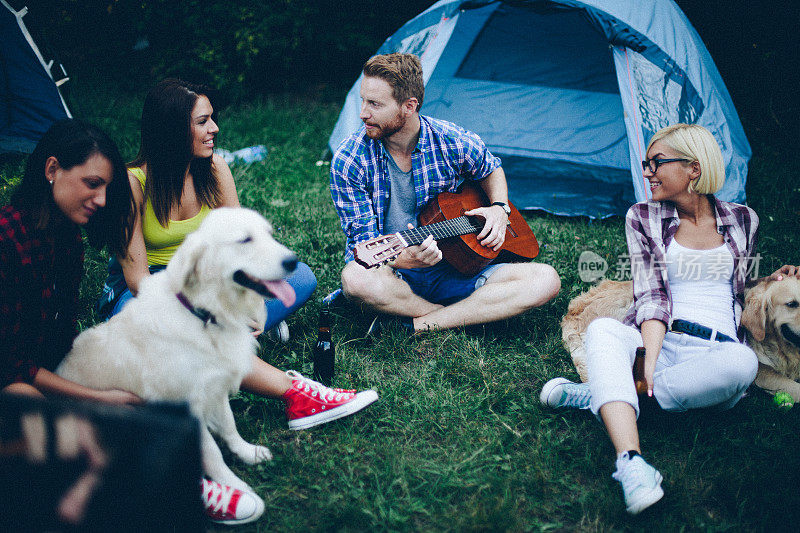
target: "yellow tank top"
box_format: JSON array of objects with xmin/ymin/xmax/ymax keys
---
[{"xmin": 130, "ymin": 167, "xmax": 212, "ymax": 265}]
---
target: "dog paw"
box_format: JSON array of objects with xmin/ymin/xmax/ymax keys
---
[
  {"xmin": 232, "ymin": 443, "xmax": 272, "ymax": 465},
  {"xmin": 252, "ymin": 445, "xmax": 272, "ymax": 464}
]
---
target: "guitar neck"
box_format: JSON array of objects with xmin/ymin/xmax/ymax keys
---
[{"xmin": 398, "ymin": 216, "xmax": 483, "ymax": 246}]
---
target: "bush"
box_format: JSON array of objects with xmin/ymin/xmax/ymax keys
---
[{"xmin": 19, "ymin": 0, "xmax": 434, "ymax": 99}]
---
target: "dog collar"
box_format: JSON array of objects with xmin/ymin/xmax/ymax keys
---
[{"xmin": 176, "ymin": 292, "xmax": 217, "ymax": 326}]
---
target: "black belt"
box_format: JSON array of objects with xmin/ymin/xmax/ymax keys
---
[{"xmin": 670, "ymin": 319, "xmax": 736, "ymax": 343}]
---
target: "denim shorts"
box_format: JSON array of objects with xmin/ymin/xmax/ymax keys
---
[
  {"xmin": 395, "ymin": 261, "xmax": 503, "ymax": 306},
  {"xmin": 101, "ymin": 260, "xmax": 317, "ymax": 331}
]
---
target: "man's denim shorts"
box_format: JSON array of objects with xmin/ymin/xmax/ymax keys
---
[{"xmin": 395, "ymin": 261, "xmax": 503, "ymax": 306}]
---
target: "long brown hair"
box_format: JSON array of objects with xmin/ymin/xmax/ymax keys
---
[
  {"xmin": 131, "ymin": 79, "xmax": 222, "ymax": 226},
  {"xmin": 12, "ymin": 119, "xmax": 134, "ymax": 256}
]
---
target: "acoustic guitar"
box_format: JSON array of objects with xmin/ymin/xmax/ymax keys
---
[{"xmin": 353, "ymin": 182, "xmax": 539, "ymax": 276}]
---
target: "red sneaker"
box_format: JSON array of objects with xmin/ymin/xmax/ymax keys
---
[
  {"xmin": 201, "ymin": 478, "xmax": 264, "ymax": 525},
  {"xmin": 284, "ymin": 370, "xmax": 378, "ymax": 430}
]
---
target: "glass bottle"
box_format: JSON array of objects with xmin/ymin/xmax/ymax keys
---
[
  {"xmin": 633, "ymin": 347, "xmax": 647, "ymax": 395},
  {"xmin": 312, "ymin": 307, "xmax": 334, "ymax": 385}
]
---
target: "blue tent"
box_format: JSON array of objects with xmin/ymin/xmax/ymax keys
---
[
  {"xmin": 328, "ymin": 0, "xmax": 750, "ymax": 218},
  {"xmin": 1, "ymin": 0, "xmax": 71, "ymax": 155}
]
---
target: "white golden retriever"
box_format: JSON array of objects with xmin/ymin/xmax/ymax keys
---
[{"xmin": 58, "ymin": 207, "xmax": 298, "ymax": 492}]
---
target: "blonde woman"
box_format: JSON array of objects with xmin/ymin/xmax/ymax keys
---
[{"xmin": 541, "ymin": 124, "xmax": 761, "ymax": 514}]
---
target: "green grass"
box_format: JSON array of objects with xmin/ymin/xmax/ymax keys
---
[{"xmin": 3, "ymin": 77, "xmax": 800, "ymax": 531}]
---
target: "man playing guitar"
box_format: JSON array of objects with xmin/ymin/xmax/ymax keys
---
[{"xmin": 330, "ymin": 53, "xmax": 560, "ymax": 332}]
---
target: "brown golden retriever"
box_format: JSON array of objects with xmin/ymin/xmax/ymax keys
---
[{"xmin": 562, "ymin": 277, "xmax": 800, "ymax": 402}]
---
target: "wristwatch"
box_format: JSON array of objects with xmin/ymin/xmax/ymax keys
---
[{"xmin": 491, "ymin": 201, "xmax": 511, "ymax": 216}]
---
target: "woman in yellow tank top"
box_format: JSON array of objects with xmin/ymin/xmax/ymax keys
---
[
  {"xmin": 98, "ymin": 80, "xmax": 376, "ymax": 463},
  {"xmin": 127, "ymin": 165, "xmax": 211, "ymax": 266}
]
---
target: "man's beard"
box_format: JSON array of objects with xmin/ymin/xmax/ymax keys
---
[{"xmin": 365, "ymin": 112, "xmax": 406, "ymax": 140}]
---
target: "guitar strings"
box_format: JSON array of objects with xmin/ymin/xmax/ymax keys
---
[{"xmin": 400, "ymin": 216, "xmax": 483, "ymax": 245}]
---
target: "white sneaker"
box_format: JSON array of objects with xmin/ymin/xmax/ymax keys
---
[
  {"xmin": 612, "ymin": 452, "xmax": 664, "ymax": 514},
  {"xmin": 201, "ymin": 478, "xmax": 264, "ymax": 525},
  {"xmin": 266, "ymin": 320, "xmax": 290, "ymax": 343},
  {"xmin": 539, "ymin": 377, "xmax": 591, "ymax": 409}
]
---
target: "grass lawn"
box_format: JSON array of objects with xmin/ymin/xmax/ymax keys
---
[{"xmin": 3, "ymin": 76, "xmax": 800, "ymax": 531}]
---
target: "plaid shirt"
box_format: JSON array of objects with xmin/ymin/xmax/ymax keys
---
[
  {"xmin": 330, "ymin": 115, "xmax": 501, "ymax": 261},
  {"xmin": 1, "ymin": 205, "xmax": 83, "ymax": 387},
  {"xmin": 623, "ymin": 196, "xmax": 759, "ymax": 330}
]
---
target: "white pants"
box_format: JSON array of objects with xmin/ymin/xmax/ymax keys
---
[{"xmin": 585, "ymin": 318, "xmax": 758, "ymax": 417}]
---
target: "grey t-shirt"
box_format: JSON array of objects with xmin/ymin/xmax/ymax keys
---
[{"xmin": 383, "ymin": 154, "xmax": 417, "ymax": 235}]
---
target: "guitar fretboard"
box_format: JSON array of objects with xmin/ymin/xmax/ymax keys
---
[{"xmin": 399, "ymin": 216, "xmax": 483, "ymax": 246}]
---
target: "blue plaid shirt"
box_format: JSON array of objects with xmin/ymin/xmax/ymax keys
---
[{"xmin": 330, "ymin": 115, "xmax": 501, "ymax": 261}]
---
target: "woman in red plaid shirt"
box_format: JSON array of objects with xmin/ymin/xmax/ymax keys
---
[{"xmin": 0, "ymin": 119, "xmax": 140, "ymax": 405}]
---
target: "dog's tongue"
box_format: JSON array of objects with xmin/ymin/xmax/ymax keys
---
[{"xmin": 264, "ymin": 279, "xmax": 296, "ymax": 307}]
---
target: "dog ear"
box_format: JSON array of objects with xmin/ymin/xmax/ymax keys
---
[
  {"xmin": 167, "ymin": 232, "xmax": 208, "ymax": 292},
  {"xmin": 741, "ymin": 282, "xmax": 769, "ymax": 341}
]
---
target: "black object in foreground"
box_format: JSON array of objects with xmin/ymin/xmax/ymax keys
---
[{"xmin": 0, "ymin": 394, "xmax": 203, "ymax": 532}]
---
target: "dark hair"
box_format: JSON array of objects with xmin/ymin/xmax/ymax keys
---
[
  {"xmin": 131, "ymin": 78, "xmax": 222, "ymax": 226},
  {"xmin": 11, "ymin": 119, "xmax": 134, "ymax": 256},
  {"xmin": 363, "ymin": 53, "xmax": 424, "ymax": 111}
]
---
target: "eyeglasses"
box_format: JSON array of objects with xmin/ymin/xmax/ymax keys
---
[{"xmin": 641, "ymin": 157, "xmax": 691, "ymax": 174}]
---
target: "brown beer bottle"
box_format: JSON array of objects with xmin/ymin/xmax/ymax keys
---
[
  {"xmin": 633, "ymin": 347, "xmax": 647, "ymax": 395},
  {"xmin": 312, "ymin": 307, "xmax": 334, "ymax": 386}
]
